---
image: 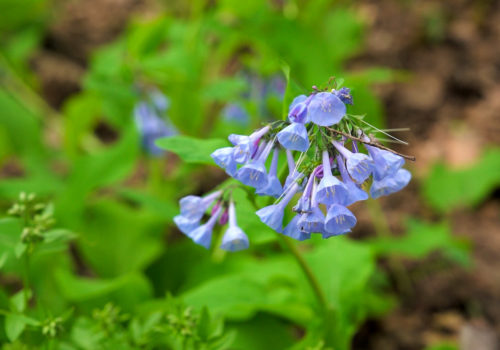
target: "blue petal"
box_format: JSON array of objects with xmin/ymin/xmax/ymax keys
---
[
  {"xmin": 324, "ymin": 204, "xmax": 356, "ymax": 237},
  {"xmin": 189, "ymin": 224, "xmax": 214, "ymax": 249},
  {"xmin": 283, "ymin": 215, "xmax": 311, "ymax": 241},
  {"xmin": 236, "ymin": 161, "xmax": 268, "ymax": 189},
  {"xmin": 308, "ymin": 92, "xmax": 346, "ymax": 126},
  {"xmin": 174, "ymin": 215, "xmax": 200, "ymax": 235},
  {"xmin": 297, "ymin": 207, "xmax": 326, "ymax": 234},
  {"xmin": 370, "ymin": 168, "xmax": 411, "ymax": 199},
  {"xmin": 346, "ymin": 153, "xmax": 374, "ymax": 184},
  {"xmin": 277, "ymin": 123, "xmax": 309, "ymax": 152},
  {"xmin": 211, "ymin": 147, "xmax": 237, "ymax": 176},
  {"xmin": 367, "ymin": 146, "xmax": 405, "ymax": 180},
  {"xmin": 256, "ymin": 175, "xmax": 283, "ymax": 198},
  {"xmin": 256, "ymin": 204, "xmax": 285, "ymax": 232},
  {"xmin": 339, "ymin": 181, "xmax": 368, "ymax": 206},
  {"xmin": 315, "ymin": 175, "xmax": 349, "ymax": 205},
  {"xmin": 221, "ymin": 226, "xmax": 249, "ymax": 251}
]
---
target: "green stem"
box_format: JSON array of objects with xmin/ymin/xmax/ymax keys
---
[
  {"xmin": 365, "ymin": 198, "xmax": 412, "ymax": 295},
  {"xmin": 276, "ymin": 234, "xmax": 329, "ymax": 311},
  {"xmin": 23, "ymin": 252, "xmax": 31, "ymax": 306}
]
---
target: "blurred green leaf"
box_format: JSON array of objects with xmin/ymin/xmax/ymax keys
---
[
  {"xmin": 367, "ymin": 219, "xmax": 470, "ymax": 266},
  {"xmin": 156, "ymin": 136, "xmax": 228, "ymax": 164},
  {"xmin": 423, "ymin": 148, "xmax": 500, "ymax": 212}
]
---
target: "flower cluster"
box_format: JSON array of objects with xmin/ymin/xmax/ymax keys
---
[
  {"xmin": 174, "ymin": 85, "xmax": 412, "ymax": 250},
  {"xmin": 173, "ymin": 191, "xmax": 249, "ymax": 252},
  {"xmin": 134, "ymin": 89, "xmax": 178, "ymax": 156}
]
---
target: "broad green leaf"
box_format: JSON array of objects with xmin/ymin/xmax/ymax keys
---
[
  {"xmin": 367, "ymin": 219, "xmax": 470, "ymax": 266},
  {"xmin": 156, "ymin": 136, "xmax": 228, "ymax": 164},
  {"xmin": 5, "ymin": 313, "xmax": 39, "ymax": 341},
  {"xmin": 423, "ymin": 148, "xmax": 500, "ymax": 212}
]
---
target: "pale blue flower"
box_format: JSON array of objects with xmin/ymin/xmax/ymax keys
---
[
  {"xmin": 188, "ymin": 207, "xmax": 222, "ymax": 249},
  {"xmin": 256, "ymin": 182, "xmax": 300, "ymax": 232},
  {"xmin": 232, "ymin": 126, "xmax": 270, "ymax": 163},
  {"xmin": 307, "ymin": 92, "xmax": 346, "ymax": 126},
  {"xmin": 236, "ymin": 140, "xmax": 274, "ymax": 189},
  {"xmin": 297, "ymin": 179, "xmax": 326, "ymax": 234},
  {"xmin": 277, "ymin": 123, "xmax": 309, "ymax": 152},
  {"xmin": 332, "ymin": 140, "xmax": 374, "ymax": 184},
  {"xmin": 256, "ymin": 148, "xmax": 283, "ymax": 198},
  {"xmin": 179, "ymin": 191, "xmax": 222, "ymax": 220},
  {"xmin": 222, "ymin": 103, "xmax": 250, "ymax": 125},
  {"xmin": 335, "ymin": 155, "xmax": 368, "ymax": 206},
  {"xmin": 173, "ymin": 215, "xmax": 200, "ymax": 235},
  {"xmin": 284, "ymin": 150, "xmax": 304, "ymax": 191},
  {"xmin": 370, "ymin": 168, "xmax": 411, "ymax": 199},
  {"xmin": 315, "ymin": 150, "xmax": 349, "ymax": 205},
  {"xmin": 365, "ymin": 143, "xmax": 405, "ymax": 180},
  {"xmin": 333, "ymin": 87, "xmax": 353, "ymax": 105},
  {"xmin": 283, "ymin": 215, "xmax": 311, "ymax": 241},
  {"xmin": 221, "ymin": 201, "xmax": 249, "ymax": 251},
  {"xmin": 211, "ymin": 147, "xmax": 237, "ymax": 176},
  {"xmin": 324, "ymin": 204, "xmax": 356, "ymax": 237}
]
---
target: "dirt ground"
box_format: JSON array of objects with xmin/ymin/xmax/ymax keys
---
[{"xmin": 31, "ymin": 0, "xmax": 500, "ymax": 349}]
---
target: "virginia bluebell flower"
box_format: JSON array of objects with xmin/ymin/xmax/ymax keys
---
[
  {"xmin": 134, "ymin": 101, "xmax": 177, "ymax": 156},
  {"xmin": 315, "ymin": 150, "xmax": 349, "ymax": 205},
  {"xmin": 284, "ymin": 150, "xmax": 304, "ymax": 191},
  {"xmin": 283, "ymin": 215, "xmax": 311, "ymax": 241},
  {"xmin": 307, "ymin": 92, "xmax": 346, "ymax": 126},
  {"xmin": 370, "ymin": 168, "xmax": 411, "ymax": 199},
  {"xmin": 232, "ymin": 126, "xmax": 270, "ymax": 163},
  {"xmin": 293, "ymin": 171, "xmax": 316, "ymax": 213},
  {"xmin": 236, "ymin": 139, "xmax": 275, "ymax": 189},
  {"xmin": 324, "ymin": 204, "xmax": 357, "ymax": 237},
  {"xmin": 332, "ymin": 140, "xmax": 374, "ymax": 184},
  {"xmin": 297, "ymin": 179, "xmax": 327, "ymax": 234},
  {"xmin": 179, "ymin": 191, "xmax": 222, "ymax": 220},
  {"xmin": 335, "ymin": 155, "xmax": 368, "ymax": 206},
  {"xmin": 188, "ymin": 206, "xmax": 222, "ymax": 249},
  {"xmin": 364, "ymin": 138, "xmax": 405, "ymax": 180},
  {"xmin": 288, "ymin": 95, "xmax": 309, "ymax": 123},
  {"xmin": 211, "ymin": 147, "xmax": 238, "ymax": 176},
  {"xmin": 221, "ymin": 201, "xmax": 249, "ymax": 252},
  {"xmin": 256, "ymin": 182, "xmax": 300, "ymax": 232},
  {"xmin": 256, "ymin": 148, "xmax": 283, "ymax": 198},
  {"xmin": 277, "ymin": 122, "xmax": 309, "ymax": 152},
  {"xmin": 173, "ymin": 215, "xmax": 200, "ymax": 235},
  {"xmin": 151, "ymin": 90, "xmax": 170, "ymax": 111}
]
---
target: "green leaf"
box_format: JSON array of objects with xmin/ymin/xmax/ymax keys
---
[
  {"xmin": 5, "ymin": 313, "xmax": 39, "ymax": 341},
  {"xmin": 367, "ymin": 219, "xmax": 470, "ymax": 266},
  {"xmin": 423, "ymin": 148, "xmax": 500, "ymax": 212},
  {"xmin": 281, "ymin": 63, "xmax": 304, "ymax": 120},
  {"xmin": 156, "ymin": 136, "xmax": 228, "ymax": 164}
]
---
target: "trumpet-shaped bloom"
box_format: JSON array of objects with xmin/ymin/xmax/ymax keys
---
[
  {"xmin": 307, "ymin": 92, "xmax": 346, "ymax": 126},
  {"xmin": 292, "ymin": 172, "xmax": 316, "ymax": 213},
  {"xmin": 332, "ymin": 140, "xmax": 373, "ymax": 184},
  {"xmin": 221, "ymin": 201, "xmax": 249, "ymax": 251},
  {"xmin": 283, "ymin": 215, "xmax": 311, "ymax": 241},
  {"xmin": 256, "ymin": 182, "xmax": 300, "ymax": 232},
  {"xmin": 236, "ymin": 140, "xmax": 274, "ymax": 189},
  {"xmin": 370, "ymin": 168, "xmax": 411, "ymax": 199},
  {"xmin": 256, "ymin": 148, "xmax": 283, "ymax": 198},
  {"xmin": 324, "ymin": 204, "xmax": 356, "ymax": 237},
  {"xmin": 173, "ymin": 215, "xmax": 200, "ymax": 235},
  {"xmin": 315, "ymin": 151, "xmax": 348, "ymax": 205},
  {"xmin": 297, "ymin": 180, "xmax": 326, "ymax": 234},
  {"xmin": 211, "ymin": 147, "xmax": 237, "ymax": 176},
  {"xmin": 188, "ymin": 207, "xmax": 222, "ymax": 249},
  {"xmin": 179, "ymin": 191, "xmax": 222, "ymax": 220},
  {"xmin": 335, "ymin": 155, "xmax": 368, "ymax": 206},
  {"xmin": 231, "ymin": 126, "xmax": 270, "ymax": 163},
  {"xmin": 365, "ymin": 143, "xmax": 405, "ymax": 180},
  {"xmin": 277, "ymin": 123, "xmax": 309, "ymax": 152},
  {"xmin": 284, "ymin": 150, "xmax": 304, "ymax": 191}
]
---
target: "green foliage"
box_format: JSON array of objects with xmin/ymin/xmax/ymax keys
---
[
  {"xmin": 0, "ymin": 1, "xmax": 473, "ymax": 349},
  {"xmin": 423, "ymin": 148, "xmax": 500, "ymax": 212}
]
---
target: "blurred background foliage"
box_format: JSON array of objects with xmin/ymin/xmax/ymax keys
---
[{"xmin": 0, "ymin": 0, "xmax": 499, "ymax": 349}]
